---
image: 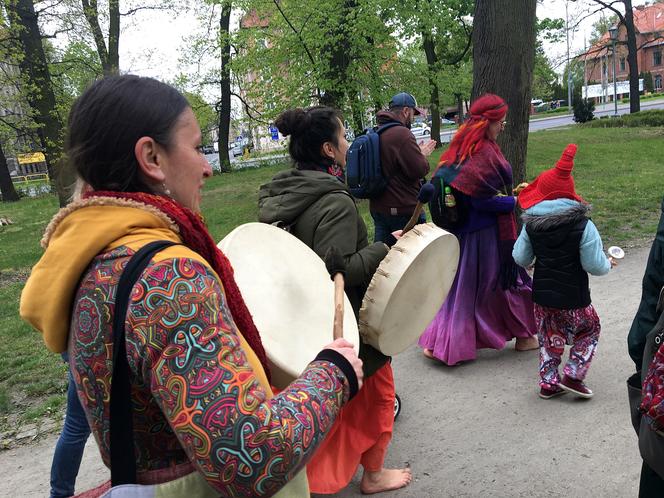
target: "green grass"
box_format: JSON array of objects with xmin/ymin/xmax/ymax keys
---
[
  {"xmin": 428, "ymin": 127, "xmax": 663, "ymax": 245},
  {"xmin": 0, "ymin": 125, "xmax": 662, "ymax": 429}
]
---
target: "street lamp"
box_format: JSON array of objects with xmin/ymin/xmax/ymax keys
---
[{"xmin": 609, "ymin": 24, "xmax": 619, "ymax": 117}]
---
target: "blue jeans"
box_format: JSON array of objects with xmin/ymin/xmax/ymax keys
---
[
  {"xmin": 371, "ymin": 211, "xmax": 426, "ymax": 247},
  {"xmin": 50, "ymin": 359, "xmax": 91, "ymax": 498}
]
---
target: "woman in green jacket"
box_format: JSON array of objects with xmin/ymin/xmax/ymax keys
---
[{"xmin": 258, "ymin": 106, "xmax": 412, "ymax": 495}]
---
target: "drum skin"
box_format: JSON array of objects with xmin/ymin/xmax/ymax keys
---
[
  {"xmin": 218, "ymin": 223, "xmax": 360, "ymax": 390},
  {"xmin": 360, "ymin": 223, "xmax": 459, "ymax": 356}
]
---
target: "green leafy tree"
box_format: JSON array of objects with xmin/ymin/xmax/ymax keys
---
[
  {"xmin": 231, "ymin": 0, "xmax": 397, "ymax": 131},
  {"xmin": 532, "ymin": 18, "xmax": 564, "ymax": 101},
  {"xmin": 388, "ymin": 0, "xmax": 473, "ymax": 146}
]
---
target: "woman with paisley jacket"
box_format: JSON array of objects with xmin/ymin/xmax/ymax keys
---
[{"xmin": 20, "ymin": 75, "xmax": 362, "ymax": 497}]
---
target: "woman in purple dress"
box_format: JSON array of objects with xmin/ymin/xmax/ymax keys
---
[{"xmin": 419, "ymin": 94, "xmax": 538, "ymax": 365}]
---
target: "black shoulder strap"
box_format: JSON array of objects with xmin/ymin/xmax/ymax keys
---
[{"xmin": 110, "ymin": 240, "xmax": 178, "ymax": 486}]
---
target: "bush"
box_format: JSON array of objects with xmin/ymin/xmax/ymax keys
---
[
  {"xmin": 583, "ymin": 109, "xmax": 664, "ymax": 128},
  {"xmin": 573, "ymin": 98, "xmax": 595, "ymax": 123}
]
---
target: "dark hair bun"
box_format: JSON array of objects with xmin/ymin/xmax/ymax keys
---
[{"xmin": 275, "ymin": 108, "xmax": 306, "ymax": 137}]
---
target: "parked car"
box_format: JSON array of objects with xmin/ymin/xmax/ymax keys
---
[
  {"xmin": 410, "ymin": 123, "xmax": 431, "ymax": 139},
  {"xmin": 201, "ymin": 145, "xmax": 215, "ymax": 155},
  {"xmin": 440, "ymin": 118, "xmax": 455, "ymax": 125}
]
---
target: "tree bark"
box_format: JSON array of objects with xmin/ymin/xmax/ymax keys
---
[
  {"xmin": 471, "ymin": 0, "xmax": 537, "ymax": 185},
  {"xmin": 217, "ymin": 0, "xmax": 232, "ymax": 173},
  {"xmin": 455, "ymin": 93, "xmax": 464, "ymax": 124},
  {"xmin": 0, "ymin": 141, "xmax": 19, "ymax": 202},
  {"xmin": 80, "ymin": 0, "xmax": 120, "ymax": 75},
  {"xmin": 589, "ymin": 0, "xmax": 640, "ymax": 113},
  {"xmin": 422, "ymin": 33, "xmax": 441, "ymax": 148},
  {"xmin": 623, "ymin": 0, "xmax": 640, "ymax": 113},
  {"xmin": 108, "ymin": 0, "xmax": 120, "ymax": 74},
  {"xmin": 319, "ymin": 0, "xmax": 356, "ymax": 110},
  {"xmin": 7, "ymin": 0, "xmax": 73, "ymax": 206}
]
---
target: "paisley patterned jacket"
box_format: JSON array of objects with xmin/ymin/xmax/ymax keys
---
[{"xmin": 69, "ymin": 241, "xmax": 349, "ymax": 496}]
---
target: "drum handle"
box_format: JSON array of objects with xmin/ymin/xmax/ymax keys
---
[
  {"xmin": 333, "ymin": 274, "xmax": 345, "ymax": 340},
  {"xmin": 402, "ymin": 183, "xmax": 435, "ymax": 235}
]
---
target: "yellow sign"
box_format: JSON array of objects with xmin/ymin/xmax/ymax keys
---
[{"xmin": 17, "ymin": 152, "xmax": 46, "ymax": 164}]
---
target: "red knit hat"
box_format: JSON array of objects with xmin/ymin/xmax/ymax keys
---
[{"xmin": 517, "ymin": 144, "xmax": 586, "ymax": 209}]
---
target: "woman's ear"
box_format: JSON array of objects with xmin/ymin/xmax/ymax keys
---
[
  {"xmin": 321, "ymin": 141, "xmax": 335, "ymax": 160},
  {"xmin": 134, "ymin": 136, "xmax": 166, "ymax": 183}
]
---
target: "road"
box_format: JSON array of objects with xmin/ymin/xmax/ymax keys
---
[
  {"xmin": 0, "ymin": 243, "xmax": 654, "ymax": 497},
  {"xmin": 430, "ymin": 98, "xmax": 664, "ymax": 144}
]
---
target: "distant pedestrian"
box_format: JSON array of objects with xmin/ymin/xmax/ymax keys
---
[{"xmin": 370, "ymin": 92, "xmax": 435, "ymax": 246}]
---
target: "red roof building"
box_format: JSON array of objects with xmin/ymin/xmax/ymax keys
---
[{"xmin": 581, "ymin": 3, "xmax": 664, "ymax": 96}]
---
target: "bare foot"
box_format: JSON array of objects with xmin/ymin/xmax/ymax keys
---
[
  {"xmin": 423, "ymin": 348, "xmax": 435, "ymax": 359},
  {"xmin": 515, "ymin": 336, "xmax": 539, "ymax": 351},
  {"xmin": 360, "ymin": 467, "xmax": 412, "ymax": 495}
]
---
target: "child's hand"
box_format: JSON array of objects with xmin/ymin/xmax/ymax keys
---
[
  {"xmin": 514, "ymin": 182, "xmax": 529, "ymax": 195},
  {"xmin": 609, "ymin": 257, "xmax": 618, "ymax": 268}
]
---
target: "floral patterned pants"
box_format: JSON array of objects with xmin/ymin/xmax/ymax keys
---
[{"xmin": 534, "ymin": 304, "xmax": 601, "ymax": 389}]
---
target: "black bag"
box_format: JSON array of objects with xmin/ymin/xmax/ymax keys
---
[
  {"xmin": 428, "ymin": 171, "xmax": 465, "ymax": 230},
  {"xmin": 628, "ymin": 286, "xmax": 664, "ymax": 478}
]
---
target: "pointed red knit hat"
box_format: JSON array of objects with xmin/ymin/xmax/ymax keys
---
[{"xmin": 517, "ymin": 144, "xmax": 586, "ymax": 209}]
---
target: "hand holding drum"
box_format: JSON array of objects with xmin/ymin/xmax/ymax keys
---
[{"xmin": 402, "ymin": 183, "xmax": 436, "ymax": 235}]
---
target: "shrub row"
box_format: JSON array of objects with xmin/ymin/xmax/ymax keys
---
[{"xmin": 582, "ymin": 109, "xmax": 664, "ymax": 128}]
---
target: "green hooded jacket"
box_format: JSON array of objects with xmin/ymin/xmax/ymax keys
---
[{"xmin": 258, "ymin": 168, "xmax": 390, "ymax": 376}]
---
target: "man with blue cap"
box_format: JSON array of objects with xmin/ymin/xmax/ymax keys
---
[{"xmin": 370, "ymin": 92, "xmax": 436, "ymax": 246}]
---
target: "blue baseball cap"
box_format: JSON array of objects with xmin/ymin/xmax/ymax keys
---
[{"xmin": 389, "ymin": 92, "xmax": 421, "ymax": 115}]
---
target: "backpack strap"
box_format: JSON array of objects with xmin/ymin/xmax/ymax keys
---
[
  {"xmin": 110, "ymin": 240, "xmax": 178, "ymax": 486},
  {"xmin": 375, "ymin": 121, "xmax": 403, "ymax": 135}
]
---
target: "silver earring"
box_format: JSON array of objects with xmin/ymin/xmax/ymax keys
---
[{"xmin": 162, "ymin": 183, "xmax": 171, "ymax": 196}]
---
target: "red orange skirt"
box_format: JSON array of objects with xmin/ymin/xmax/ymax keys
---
[{"xmin": 306, "ymin": 362, "xmax": 396, "ymax": 494}]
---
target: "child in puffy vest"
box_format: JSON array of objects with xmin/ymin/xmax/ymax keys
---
[{"xmin": 513, "ymin": 144, "xmax": 616, "ymax": 399}]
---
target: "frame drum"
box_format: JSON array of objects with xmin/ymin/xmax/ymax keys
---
[
  {"xmin": 218, "ymin": 223, "xmax": 360, "ymax": 389},
  {"xmin": 360, "ymin": 223, "xmax": 459, "ymax": 356}
]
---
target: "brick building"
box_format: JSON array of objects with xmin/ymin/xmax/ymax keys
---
[{"xmin": 581, "ymin": 3, "xmax": 664, "ymax": 99}]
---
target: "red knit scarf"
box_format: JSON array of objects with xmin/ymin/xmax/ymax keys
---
[{"xmin": 84, "ymin": 190, "xmax": 271, "ymax": 381}]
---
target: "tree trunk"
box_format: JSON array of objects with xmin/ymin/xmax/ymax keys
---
[
  {"xmin": 81, "ymin": 0, "xmax": 110, "ymax": 72},
  {"xmin": 422, "ymin": 33, "xmax": 441, "ymax": 148},
  {"xmin": 471, "ymin": 0, "xmax": 537, "ymax": 185},
  {"xmin": 0, "ymin": 141, "xmax": 19, "ymax": 202},
  {"xmin": 108, "ymin": 0, "xmax": 120, "ymax": 74},
  {"xmin": 455, "ymin": 93, "xmax": 464, "ymax": 124},
  {"xmin": 319, "ymin": 0, "xmax": 356, "ymax": 110},
  {"xmin": 349, "ymin": 94, "xmax": 364, "ymax": 134},
  {"xmin": 217, "ymin": 0, "xmax": 232, "ymax": 173},
  {"xmin": 7, "ymin": 0, "xmax": 73, "ymax": 206},
  {"xmin": 623, "ymin": 0, "xmax": 640, "ymax": 113}
]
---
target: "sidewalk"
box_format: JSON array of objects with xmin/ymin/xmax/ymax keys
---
[{"xmin": 0, "ymin": 242, "xmax": 655, "ymax": 497}]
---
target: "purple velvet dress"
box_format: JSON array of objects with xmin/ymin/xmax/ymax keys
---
[{"xmin": 419, "ymin": 192, "xmax": 537, "ymax": 365}]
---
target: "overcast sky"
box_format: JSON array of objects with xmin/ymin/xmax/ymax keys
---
[{"xmin": 112, "ymin": 0, "xmax": 652, "ymax": 89}]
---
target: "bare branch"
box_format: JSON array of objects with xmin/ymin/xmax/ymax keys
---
[
  {"xmin": 271, "ymin": 0, "xmax": 321, "ymax": 98},
  {"xmin": 120, "ymin": 5, "xmax": 174, "ymax": 16}
]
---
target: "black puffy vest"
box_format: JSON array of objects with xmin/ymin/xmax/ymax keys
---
[{"xmin": 526, "ymin": 217, "xmax": 590, "ymax": 309}]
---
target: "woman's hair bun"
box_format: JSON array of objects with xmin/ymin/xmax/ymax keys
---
[{"xmin": 275, "ymin": 108, "xmax": 306, "ymax": 137}]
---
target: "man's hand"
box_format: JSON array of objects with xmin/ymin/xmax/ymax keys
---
[{"xmin": 419, "ymin": 139, "xmax": 436, "ymax": 157}]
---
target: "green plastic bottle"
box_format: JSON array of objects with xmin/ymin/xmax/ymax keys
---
[{"xmin": 444, "ymin": 186, "xmax": 456, "ymax": 208}]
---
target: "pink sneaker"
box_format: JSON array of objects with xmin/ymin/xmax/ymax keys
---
[
  {"xmin": 559, "ymin": 375, "xmax": 593, "ymax": 398},
  {"xmin": 539, "ymin": 385, "xmax": 566, "ymax": 399}
]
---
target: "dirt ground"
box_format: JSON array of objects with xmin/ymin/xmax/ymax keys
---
[{"xmin": 0, "ymin": 243, "xmax": 653, "ymax": 497}]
